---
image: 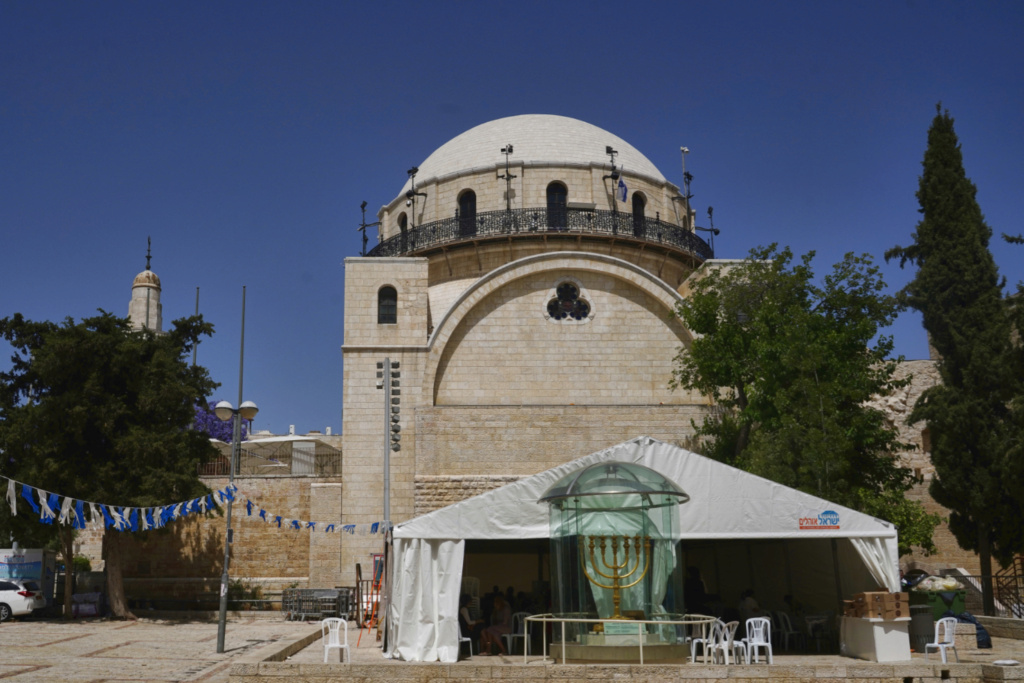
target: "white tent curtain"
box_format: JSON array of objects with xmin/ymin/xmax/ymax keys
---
[
  {"xmin": 386, "ymin": 538, "xmax": 465, "ymax": 662},
  {"xmin": 849, "ymin": 536, "xmax": 900, "ymax": 592}
]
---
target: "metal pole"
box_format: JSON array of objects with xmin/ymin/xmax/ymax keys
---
[
  {"xmin": 217, "ymin": 286, "xmax": 246, "ymax": 654},
  {"xmin": 383, "ymin": 356, "xmax": 390, "ymax": 527},
  {"xmin": 680, "ymin": 148, "xmax": 691, "ymax": 230}
]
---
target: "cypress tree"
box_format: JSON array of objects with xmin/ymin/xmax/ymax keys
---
[{"xmin": 887, "ymin": 105, "xmax": 1021, "ymax": 614}]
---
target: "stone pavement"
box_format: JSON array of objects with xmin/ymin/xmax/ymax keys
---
[
  {"xmin": 0, "ymin": 615, "xmax": 314, "ymax": 682},
  {"xmin": 4, "ymin": 616, "xmax": 1024, "ymax": 682}
]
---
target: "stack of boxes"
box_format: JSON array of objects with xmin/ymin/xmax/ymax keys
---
[{"xmin": 843, "ymin": 591, "xmax": 909, "ymax": 619}]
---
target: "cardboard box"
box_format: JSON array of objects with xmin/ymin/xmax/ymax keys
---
[
  {"xmin": 862, "ymin": 606, "xmax": 907, "ymax": 620},
  {"xmin": 853, "ymin": 591, "xmax": 908, "ymax": 606}
]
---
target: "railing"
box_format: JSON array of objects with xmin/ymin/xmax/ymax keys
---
[
  {"xmin": 367, "ymin": 207, "xmax": 714, "ymax": 261},
  {"xmin": 197, "ymin": 447, "xmax": 342, "ymax": 477},
  {"xmin": 939, "ymin": 570, "xmax": 1024, "ymax": 618},
  {"xmin": 523, "ymin": 612, "xmax": 716, "ymax": 666}
]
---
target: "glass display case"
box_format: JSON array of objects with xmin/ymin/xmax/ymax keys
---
[{"xmin": 540, "ymin": 462, "xmax": 689, "ymax": 648}]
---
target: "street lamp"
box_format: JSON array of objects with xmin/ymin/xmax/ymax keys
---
[{"xmin": 214, "ymin": 399, "xmax": 258, "ymax": 653}]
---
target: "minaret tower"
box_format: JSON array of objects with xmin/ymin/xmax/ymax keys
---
[{"xmin": 128, "ymin": 238, "xmax": 163, "ymax": 332}]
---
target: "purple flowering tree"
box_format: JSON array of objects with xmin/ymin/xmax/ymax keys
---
[{"xmin": 193, "ymin": 401, "xmax": 249, "ymax": 442}]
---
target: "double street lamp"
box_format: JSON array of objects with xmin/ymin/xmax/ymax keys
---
[{"xmin": 214, "ymin": 399, "xmax": 258, "ymax": 654}]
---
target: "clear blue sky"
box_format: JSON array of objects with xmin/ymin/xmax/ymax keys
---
[{"xmin": 2, "ymin": 1, "xmax": 1021, "ymax": 435}]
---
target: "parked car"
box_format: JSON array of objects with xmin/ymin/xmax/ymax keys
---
[{"xmin": 0, "ymin": 578, "xmax": 47, "ymax": 621}]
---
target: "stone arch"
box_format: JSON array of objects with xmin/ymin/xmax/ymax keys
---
[{"xmin": 423, "ymin": 252, "xmax": 693, "ymax": 405}]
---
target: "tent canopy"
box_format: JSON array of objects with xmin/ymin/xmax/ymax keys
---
[{"xmin": 387, "ymin": 436, "xmax": 900, "ymax": 662}]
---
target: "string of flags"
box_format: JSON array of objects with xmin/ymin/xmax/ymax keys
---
[{"xmin": 1, "ymin": 475, "xmax": 388, "ymax": 536}]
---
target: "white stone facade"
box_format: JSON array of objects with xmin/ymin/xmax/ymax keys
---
[{"xmin": 338, "ymin": 116, "xmax": 712, "ymax": 585}]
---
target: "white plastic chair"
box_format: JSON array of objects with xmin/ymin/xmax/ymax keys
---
[
  {"xmin": 745, "ymin": 617, "xmax": 773, "ymax": 664},
  {"xmin": 710, "ymin": 619, "xmax": 747, "ymax": 664},
  {"xmin": 777, "ymin": 611, "xmax": 805, "ymax": 651},
  {"xmin": 321, "ymin": 617, "xmax": 349, "ymax": 663},
  {"xmin": 686, "ymin": 620, "xmax": 709, "ymax": 662},
  {"xmin": 690, "ymin": 619, "xmax": 724, "ymax": 663},
  {"xmin": 459, "ymin": 634, "xmax": 475, "ymax": 657},
  {"xmin": 925, "ymin": 616, "xmax": 959, "ymax": 663},
  {"xmin": 725, "ymin": 620, "xmax": 749, "ymax": 664},
  {"xmin": 503, "ymin": 611, "xmax": 531, "ymax": 655}
]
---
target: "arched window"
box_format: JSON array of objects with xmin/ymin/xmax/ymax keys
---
[
  {"xmin": 397, "ymin": 213, "xmax": 408, "ymax": 251},
  {"xmin": 632, "ymin": 192, "xmax": 646, "ymax": 237},
  {"xmin": 547, "ymin": 182, "xmax": 567, "ymax": 229},
  {"xmin": 378, "ymin": 286, "xmax": 397, "ymax": 324},
  {"xmin": 458, "ymin": 190, "xmax": 476, "ymax": 238}
]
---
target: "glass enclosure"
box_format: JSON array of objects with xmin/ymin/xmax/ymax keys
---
[{"xmin": 540, "ymin": 462, "xmax": 689, "ymax": 644}]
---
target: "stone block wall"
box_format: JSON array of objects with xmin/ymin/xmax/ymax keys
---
[
  {"xmin": 342, "ymin": 257, "xmax": 429, "ymax": 347},
  {"xmin": 432, "ymin": 268, "xmax": 699, "ymax": 406},
  {"xmin": 93, "ymin": 475, "xmax": 345, "ymax": 603},
  {"xmin": 415, "ymin": 405, "xmax": 705, "ymax": 479}
]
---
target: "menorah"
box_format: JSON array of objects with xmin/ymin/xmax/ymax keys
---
[{"xmin": 579, "ymin": 534, "xmax": 652, "ymax": 620}]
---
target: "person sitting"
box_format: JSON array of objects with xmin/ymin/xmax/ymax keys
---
[
  {"xmin": 738, "ymin": 588, "xmax": 762, "ymax": 635},
  {"xmin": 479, "ymin": 594, "xmax": 512, "ymax": 655},
  {"xmin": 459, "ymin": 593, "xmax": 485, "ymax": 651}
]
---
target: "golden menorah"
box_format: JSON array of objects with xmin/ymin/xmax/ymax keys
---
[{"xmin": 579, "ymin": 534, "xmax": 651, "ymax": 620}]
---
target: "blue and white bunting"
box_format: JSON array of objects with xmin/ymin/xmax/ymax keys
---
[{"xmin": 0, "ymin": 475, "xmax": 388, "ymax": 536}]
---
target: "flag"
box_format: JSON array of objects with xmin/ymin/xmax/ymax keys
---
[{"xmin": 617, "ymin": 177, "xmax": 627, "ymax": 202}]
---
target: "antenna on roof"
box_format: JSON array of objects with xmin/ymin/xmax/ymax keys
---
[
  {"xmin": 405, "ymin": 167, "xmax": 427, "ymax": 229},
  {"xmin": 358, "ymin": 201, "xmax": 382, "ymax": 257},
  {"xmin": 145, "ymin": 236, "xmax": 152, "ymax": 271},
  {"xmin": 498, "ymin": 144, "xmax": 516, "ymax": 212}
]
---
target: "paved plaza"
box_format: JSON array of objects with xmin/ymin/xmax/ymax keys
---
[
  {"xmin": 0, "ymin": 616, "xmax": 314, "ymax": 682},
  {"xmin": 2, "ymin": 616, "xmax": 1023, "ymax": 682}
]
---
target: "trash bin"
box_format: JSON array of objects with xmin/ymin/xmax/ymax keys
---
[
  {"xmin": 908, "ymin": 604, "xmax": 934, "ymax": 653},
  {"xmin": 910, "ymin": 590, "xmax": 966, "ymax": 621}
]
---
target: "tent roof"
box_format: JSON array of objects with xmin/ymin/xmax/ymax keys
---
[{"xmin": 393, "ymin": 436, "xmax": 897, "ymax": 542}]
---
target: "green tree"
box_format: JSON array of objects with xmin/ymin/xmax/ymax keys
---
[
  {"xmin": 0, "ymin": 311, "xmax": 217, "ymax": 618},
  {"xmin": 672, "ymin": 245, "xmax": 939, "ymax": 555},
  {"xmin": 886, "ymin": 106, "xmax": 1023, "ymax": 614}
]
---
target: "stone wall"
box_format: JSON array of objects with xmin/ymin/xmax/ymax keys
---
[
  {"xmin": 232, "ymin": 660, "xmax": 1014, "ymax": 683},
  {"xmin": 88, "ymin": 475, "xmax": 345, "ymax": 603},
  {"xmin": 415, "ymin": 405, "xmax": 705, "ymax": 479},
  {"xmin": 431, "ymin": 269, "xmax": 696, "ymax": 406}
]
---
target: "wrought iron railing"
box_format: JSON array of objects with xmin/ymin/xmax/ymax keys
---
[
  {"xmin": 198, "ymin": 446, "xmax": 342, "ymax": 477},
  {"xmin": 366, "ymin": 207, "xmax": 714, "ymax": 261},
  {"xmin": 941, "ymin": 570, "xmax": 1024, "ymax": 618}
]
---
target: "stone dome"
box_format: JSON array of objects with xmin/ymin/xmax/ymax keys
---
[
  {"xmin": 399, "ymin": 114, "xmax": 666, "ymax": 195},
  {"xmin": 132, "ymin": 270, "xmax": 161, "ymax": 288}
]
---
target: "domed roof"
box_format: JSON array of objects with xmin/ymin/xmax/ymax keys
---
[
  {"xmin": 400, "ymin": 115, "xmax": 666, "ymax": 195},
  {"xmin": 132, "ymin": 270, "xmax": 161, "ymax": 288},
  {"xmin": 539, "ymin": 461, "xmax": 689, "ymax": 511}
]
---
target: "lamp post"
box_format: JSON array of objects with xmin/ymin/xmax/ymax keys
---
[
  {"xmin": 214, "ymin": 399, "xmax": 258, "ymax": 653},
  {"xmin": 214, "ymin": 284, "xmax": 255, "ymax": 654}
]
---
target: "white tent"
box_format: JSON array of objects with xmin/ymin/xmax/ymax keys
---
[{"xmin": 386, "ymin": 436, "xmax": 900, "ymax": 662}]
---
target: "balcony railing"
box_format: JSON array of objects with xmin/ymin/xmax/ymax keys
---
[{"xmin": 366, "ymin": 207, "xmax": 714, "ymax": 260}]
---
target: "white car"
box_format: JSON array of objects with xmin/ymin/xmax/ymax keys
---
[{"xmin": 0, "ymin": 578, "xmax": 46, "ymax": 621}]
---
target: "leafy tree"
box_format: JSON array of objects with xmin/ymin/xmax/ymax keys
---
[
  {"xmin": 0, "ymin": 311, "xmax": 217, "ymax": 618},
  {"xmin": 886, "ymin": 106, "xmax": 1023, "ymax": 614},
  {"xmin": 672, "ymin": 245, "xmax": 939, "ymax": 555}
]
